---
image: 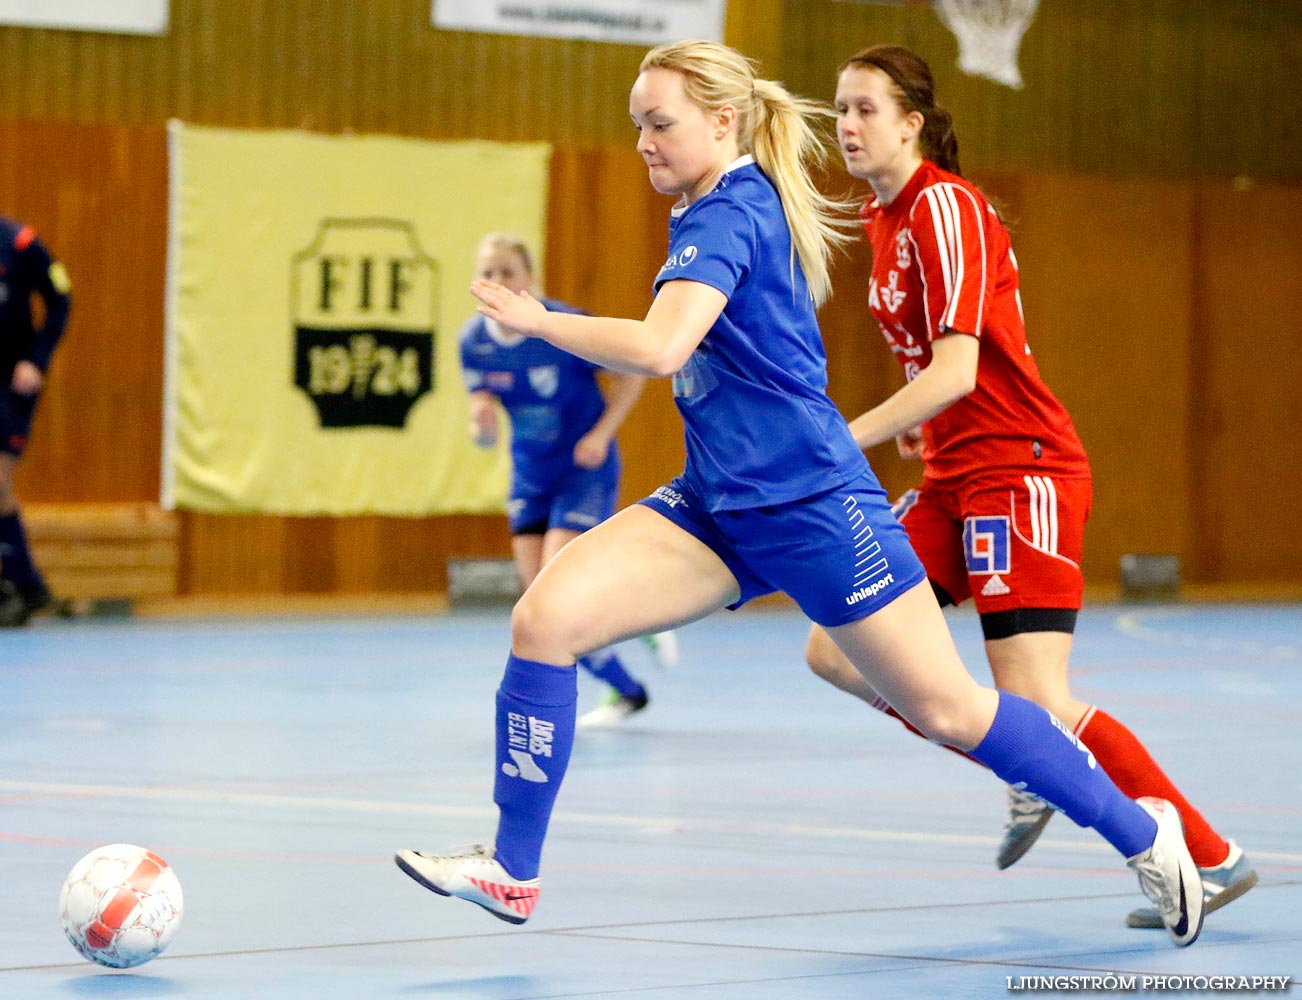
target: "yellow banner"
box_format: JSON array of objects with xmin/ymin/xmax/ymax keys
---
[{"xmin": 163, "ymin": 122, "xmax": 549, "ymax": 515}]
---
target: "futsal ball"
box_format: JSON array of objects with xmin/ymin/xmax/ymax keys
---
[{"xmin": 58, "ymin": 844, "xmax": 184, "ymax": 968}]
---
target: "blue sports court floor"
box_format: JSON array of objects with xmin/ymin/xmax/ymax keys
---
[{"xmin": 1, "ymin": 601, "xmax": 1298, "ymax": 998}]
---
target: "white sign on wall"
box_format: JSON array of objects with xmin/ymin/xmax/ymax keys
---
[
  {"xmin": 433, "ymin": 0, "xmax": 726, "ymax": 45},
  {"xmin": 0, "ymin": 0, "xmax": 168, "ymax": 35}
]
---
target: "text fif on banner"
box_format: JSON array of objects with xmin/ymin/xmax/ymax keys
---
[{"xmin": 165, "ymin": 122, "xmax": 550, "ymax": 516}]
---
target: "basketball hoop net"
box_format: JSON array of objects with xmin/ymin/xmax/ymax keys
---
[{"xmin": 934, "ymin": 0, "xmax": 1038, "ymax": 89}]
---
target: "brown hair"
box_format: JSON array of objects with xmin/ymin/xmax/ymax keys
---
[{"xmin": 840, "ymin": 44, "xmax": 961, "ymax": 176}]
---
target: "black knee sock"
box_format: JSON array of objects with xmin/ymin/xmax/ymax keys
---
[{"xmin": 0, "ymin": 512, "xmax": 42, "ymax": 588}]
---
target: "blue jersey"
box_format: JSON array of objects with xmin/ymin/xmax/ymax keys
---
[
  {"xmin": 459, "ymin": 298, "xmax": 617, "ymax": 496},
  {"xmin": 653, "ymin": 157, "xmax": 868, "ymax": 511}
]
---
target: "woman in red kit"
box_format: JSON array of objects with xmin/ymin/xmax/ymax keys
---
[{"xmin": 804, "ymin": 43, "xmax": 1256, "ymax": 929}]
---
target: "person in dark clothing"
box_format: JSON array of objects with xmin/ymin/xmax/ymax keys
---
[{"xmin": 0, "ymin": 216, "xmax": 71, "ymax": 626}]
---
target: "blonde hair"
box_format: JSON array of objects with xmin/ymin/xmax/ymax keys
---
[
  {"xmin": 639, "ymin": 40, "xmax": 853, "ymax": 306},
  {"xmin": 476, "ymin": 232, "xmax": 535, "ymax": 275}
]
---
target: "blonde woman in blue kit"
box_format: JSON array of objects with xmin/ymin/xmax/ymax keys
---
[
  {"xmin": 460, "ymin": 233, "xmax": 679, "ymax": 726},
  {"xmin": 396, "ymin": 40, "xmax": 1205, "ymax": 948}
]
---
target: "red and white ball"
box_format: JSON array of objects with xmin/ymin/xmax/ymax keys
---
[{"xmin": 58, "ymin": 844, "xmax": 184, "ymax": 968}]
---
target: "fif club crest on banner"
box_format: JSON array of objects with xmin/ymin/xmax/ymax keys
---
[{"xmin": 292, "ymin": 219, "xmax": 439, "ymax": 428}]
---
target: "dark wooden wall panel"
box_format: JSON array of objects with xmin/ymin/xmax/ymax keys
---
[
  {"xmin": 2, "ymin": 0, "xmax": 1300, "ymax": 592},
  {"xmin": 5, "ymin": 120, "xmax": 1301, "ymax": 590},
  {"xmin": 1010, "ymin": 173, "xmax": 1196, "ymax": 582},
  {"xmin": 2, "ymin": 1, "xmax": 1298, "ymax": 180},
  {"xmin": 176, "ymin": 512, "xmax": 511, "ymax": 594},
  {"xmin": 1189, "ymin": 180, "xmax": 1302, "ymax": 583},
  {"xmin": 782, "ymin": 0, "xmax": 1302, "ymax": 182},
  {"xmin": 0, "ymin": 1, "xmax": 648, "ymax": 145},
  {"xmin": 1, "ymin": 119, "xmax": 167, "ymax": 501},
  {"xmin": 543, "ymin": 148, "xmax": 685, "ymax": 507}
]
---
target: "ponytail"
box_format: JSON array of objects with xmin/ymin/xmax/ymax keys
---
[
  {"xmin": 641, "ymin": 41, "xmax": 854, "ymax": 306},
  {"xmin": 749, "ymin": 77, "xmax": 855, "ymax": 306},
  {"xmin": 918, "ymin": 104, "xmax": 961, "ymax": 176}
]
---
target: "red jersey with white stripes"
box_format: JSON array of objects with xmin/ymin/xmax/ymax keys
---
[{"xmin": 860, "ymin": 160, "xmax": 1089, "ymax": 484}]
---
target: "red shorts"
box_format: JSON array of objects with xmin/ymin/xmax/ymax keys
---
[{"xmin": 894, "ymin": 473, "xmax": 1092, "ymax": 613}]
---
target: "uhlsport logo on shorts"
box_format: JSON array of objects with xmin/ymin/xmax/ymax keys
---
[
  {"xmin": 650, "ymin": 485, "xmax": 686, "ymax": 508},
  {"xmin": 291, "ymin": 219, "xmax": 438, "ymax": 428},
  {"xmin": 843, "ymin": 495, "xmax": 894, "ymax": 605},
  {"xmin": 845, "ymin": 573, "xmax": 895, "ymax": 606}
]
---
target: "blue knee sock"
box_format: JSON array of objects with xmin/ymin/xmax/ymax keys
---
[
  {"xmin": 492, "ymin": 653, "xmax": 578, "ymax": 880},
  {"xmin": 0, "ymin": 513, "xmax": 41, "ymax": 588},
  {"xmin": 970, "ymin": 692, "xmax": 1157, "ymax": 858},
  {"xmin": 578, "ymin": 647, "xmax": 644, "ymax": 699}
]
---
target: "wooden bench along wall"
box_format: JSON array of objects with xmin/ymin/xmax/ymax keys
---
[{"xmin": 24, "ymin": 503, "xmax": 179, "ymax": 601}]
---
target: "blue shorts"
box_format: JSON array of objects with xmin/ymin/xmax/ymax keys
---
[
  {"xmin": 637, "ymin": 471, "xmax": 928, "ymax": 627},
  {"xmin": 0, "ymin": 387, "xmax": 38, "ymax": 456},
  {"xmin": 509, "ymin": 461, "xmax": 620, "ymax": 536}
]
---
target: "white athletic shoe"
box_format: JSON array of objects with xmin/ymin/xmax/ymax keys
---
[
  {"xmin": 639, "ymin": 630, "xmax": 679, "ymax": 670},
  {"xmin": 996, "ymin": 785, "xmax": 1055, "ymax": 869},
  {"xmin": 576, "ymin": 688, "xmax": 649, "ymax": 729},
  {"xmin": 1127, "ymin": 838, "xmax": 1257, "ymax": 929},
  {"xmin": 394, "ymin": 845, "xmax": 540, "ymax": 924},
  {"xmin": 1126, "ymin": 797, "xmax": 1205, "ymax": 947}
]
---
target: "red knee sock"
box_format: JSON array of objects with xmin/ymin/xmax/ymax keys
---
[
  {"xmin": 869, "ymin": 696, "xmax": 983, "ymax": 767},
  {"xmin": 1075, "ymin": 706, "xmax": 1229, "ymax": 867}
]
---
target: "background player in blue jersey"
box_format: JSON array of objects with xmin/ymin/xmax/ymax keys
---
[
  {"xmin": 0, "ymin": 216, "xmax": 70, "ymax": 627},
  {"xmin": 461, "ymin": 233, "xmax": 678, "ymax": 727},
  {"xmin": 397, "ymin": 41, "xmax": 1204, "ymax": 947}
]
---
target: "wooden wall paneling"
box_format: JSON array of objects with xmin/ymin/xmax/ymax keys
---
[
  {"xmin": 0, "ymin": 0, "xmax": 651, "ymax": 142},
  {"xmin": 3, "ymin": 119, "xmax": 168, "ymax": 502},
  {"xmin": 179, "ymin": 512, "xmax": 289, "ymax": 593},
  {"xmin": 780, "ymin": 0, "xmax": 1302, "ymax": 183},
  {"xmin": 4, "ymin": 118, "xmax": 1299, "ymax": 592},
  {"xmin": 284, "ymin": 518, "xmax": 338, "ymax": 593},
  {"xmin": 330, "ymin": 516, "xmax": 384, "ymax": 593},
  {"xmin": 421, "ymin": 514, "xmax": 513, "ymax": 576},
  {"xmin": 1189, "ymin": 4, "xmax": 1299, "ymax": 183},
  {"xmin": 2, "ymin": 1, "xmax": 1300, "ymax": 180},
  {"xmin": 327, "ymin": 515, "xmax": 462, "ymax": 594},
  {"xmin": 178, "ymin": 511, "xmax": 512, "ymax": 596},
  {"xmin": 381, "ymin": 515, "xmax": 503, "ymax": 593},
  {"xmin": 1189, "ymin": 179, "xmax": 1302, "ymax": 583},
  {"xmin": 726, "ymin": 0, "xmax": 784, "ymax": 74},
  {"xmin": 544, "ymin": 147, "xmax": 684, "ymax": 506},
  {"xmin": 572, "ymin": 151, "xmax": 674, "ymax": 318},
  {"xmin": 1012, "ymin": 173, "xmax": 1195, "ymax": 583}
]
